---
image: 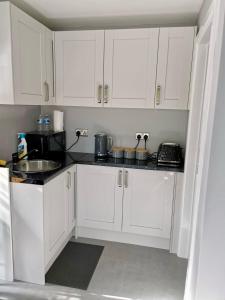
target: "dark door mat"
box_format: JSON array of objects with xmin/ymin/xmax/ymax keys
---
[{"xmin": 45, "ymin": 241, "xmax": 104, "ymax": 290}]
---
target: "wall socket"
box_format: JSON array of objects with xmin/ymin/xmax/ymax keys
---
[
  {"xmin": 136, "ymin": 133, "xmax": 150, "ymax": 140},
  {"xmin": 76, "ymin": 128, "xmax": 88, "ymax": 137}
]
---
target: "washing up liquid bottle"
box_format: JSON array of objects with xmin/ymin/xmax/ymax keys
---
[{"xmin": 17, "ymin": 133, "xmax": 27, "ymax": 160}]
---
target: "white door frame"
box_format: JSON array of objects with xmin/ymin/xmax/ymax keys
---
[
  {"xmin": 184, "ymin": 0, "xmax": 225, "ymax": 298},
  {"xmin": 177, "ymin": 15, "xmax": 212, "ymax": 259}
]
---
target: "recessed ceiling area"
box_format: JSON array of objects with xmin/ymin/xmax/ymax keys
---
[
  {"xmin": 22, "ymin": 0, "xmax": 203, "ymax": 19},
  {"xmin": 8, "ymin": 0, "xmax": 204, "ymax": 29}
]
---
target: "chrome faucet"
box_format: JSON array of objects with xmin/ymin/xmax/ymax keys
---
[{"xmin": 13, "ymin": 149, "xmax": 39, "ymax": 163}]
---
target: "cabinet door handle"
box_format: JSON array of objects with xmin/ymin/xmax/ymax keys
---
[
  {"xmin": 44, "ymin": 81, "xmax": 49, "ymax": 102},
  {"xmin": 156, "ymin": 85, "xmax": 161, "ymax": 106},
  {"xmin": 118, "ymin": 170, "xmax": 123, "ymax": 187},
  {"xmin": 104, "ymin": 84, "xmax": 109, "ymax": 103},
  {"xmin": 124, "ymin": 170, "xmax": 128, "ymax": 188},
  {"xmin": 52, "ymin": 40, "xmax": 55, "ymax": 98},
  {"xmin": 67, "ymin": 171, "xmax": 71, "ymax": 189},
  {"xmin": 97, "ymin": 84, "xmax": 103, "ymax": 103}
]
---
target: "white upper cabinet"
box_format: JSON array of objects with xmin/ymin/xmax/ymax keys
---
[
  {"xmin": 54, "ymin": 27, "xmax": 195, "ymax": 110},
  {"xmin": 0, "ymin": 1, "xmax": 195, "ymax": 109},
  {"xmin": 55, "ymin": 31, "xmax": 104, "ymax": 107},
  {"xmin": 155, "ymin": 27, "xmax": 195, "ymax": 110},
  {"xmin": 0, "ymin": 2, "xmax": 54, "ymax": 105},
  {"xmin": 0, "ymin": 2, "xmax": 14, "ymax": 104},
  {"xmin": 122, "ymin": 169, "xmax": 175, "ymax": 238},
  {"xmin": 11, "ymin": 5, "xmax": 46, "ymax": 105},
  {"xmin": 104, "ymin": 29, "xmax": 159, "ymax": 108}
]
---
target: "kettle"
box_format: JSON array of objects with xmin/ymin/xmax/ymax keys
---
[{"xmin": 94, "ymin": 133, "xmax": 113, "ymax": 157}]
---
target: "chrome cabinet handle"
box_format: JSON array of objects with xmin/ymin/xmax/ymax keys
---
[
  {"xmin": 97, "ymin": 84, "xmax": 103, "ymax": 103},
  {"xmin": 52, "ymin": 40, "xmax": 55, "ymax": 98},
  {"xmin": 124, "ymin": 170, "xmax": 128, "ymax": 188},
  {"xmin": 44, "ymin": 81, "xmax": 49, "ymax": 102},
  {"xmin": 67, "ymin": 171, "xmax": 71, "ymax": 189},
  {"xmin": 156, "ymin": 85, "xmax": 161, "ymax": 106},
  {"xmin": 104, "ymin": 84, "xmax": 109, "ymax": 103},
  {"xmin": 118, "ymin": 170, "xmax": 123, "ymax": 187}
]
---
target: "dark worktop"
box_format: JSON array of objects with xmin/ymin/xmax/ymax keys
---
[{"xmin": 10, "ymin": 152, "xmax": 184, "ymax": 185}]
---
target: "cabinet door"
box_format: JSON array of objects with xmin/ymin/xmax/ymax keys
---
[
  {"xmin": 156, "ymin": 27, "xmax": 195, "ymax": 110},
  {"xmin": 44, "ymin": 29, "xmax": 55, "ymax": 105},
  {"xmin": 55, "ymin": 31, "xmax": 104, "ymax": 107},
  {"xmin": 0, "ymin": 2, "xmax": 14, "ymax": 104},
  {"xmin": 77, "ymin": 165, "xmax": 123, "ymax": 231},
  {"xmin": 11, "ymin": 5, "xmax": 46, "ymax": 105},
  {"xmin": 44, "ymin": 171, "xmax": 68, "ymax": 265},
  {"xmin": 104, "ymin": 29, "xmax": 159, "ymax": 108},
  {"xmin": 122, "ymin": 169, "xmax": 175, "ymax": 238},
  {"xmin": 66, "ymin": 166, "xmax": 76, "ymax": 233}
]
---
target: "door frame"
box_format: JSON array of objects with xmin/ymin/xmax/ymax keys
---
[
  {"xmin": 177, "ymin": 9, "xmax": 213, "ymax": 259},
  {"xmin": 184, "ymin": 0, "xmax": 225, "ymax": 298}
]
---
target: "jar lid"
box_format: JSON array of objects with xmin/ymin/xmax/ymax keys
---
[
  {"xmin": 112, "ymin": 147, "xmax": 124, "ymax": 151},
  {"xmin": 136, "ymin": 148, "xmax": 149, "ymax": 153},
  {"xmin": 124, "ymin": 147, "xmax": 136, "ymax": 153}
]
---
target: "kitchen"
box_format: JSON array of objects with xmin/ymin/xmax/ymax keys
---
[{"xmin": 0, "ymin": 0, "xmax": 224, "ymax": 299}]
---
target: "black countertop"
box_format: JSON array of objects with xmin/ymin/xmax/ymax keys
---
[{"xmin": 10, "ymin": 152, "xmax": 184, "ymax": 185}]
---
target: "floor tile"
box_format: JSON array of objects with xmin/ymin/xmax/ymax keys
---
[{"xmin": 0, "ymin": 239, "xmax": 187, "ymax": 300}]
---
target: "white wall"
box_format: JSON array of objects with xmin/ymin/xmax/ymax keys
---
[
  {"xmin": 0, "ymin": 105, "xmax": 40, "ymax": 160},
  {"xmin": 43, "ymin": 106, "xmax": 189, "ymax": 154}
]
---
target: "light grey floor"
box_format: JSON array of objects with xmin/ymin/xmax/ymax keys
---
[{"xmin": 0, "ymin": 239, "xmax": 187, "ymax": 300}]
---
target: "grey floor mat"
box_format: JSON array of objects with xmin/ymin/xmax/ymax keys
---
[{"xmin": 45, "ymin": 241, "xmax": 104, "ymax": 290}]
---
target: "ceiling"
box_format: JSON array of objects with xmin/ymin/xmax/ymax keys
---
[
  {"xmin": 21, "ymin": 0, "xmax": 203, "ymax": 19},
  {"xmin": 8, "ymin": 0, "xmax": 204, "ymax": 29}
]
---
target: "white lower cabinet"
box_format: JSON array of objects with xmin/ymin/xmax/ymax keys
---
[
  {"xmin": 77, "ymin": 165, "xmax": 176, "ymax": 242},
  {"xmin": 122, "ymin": 169, "xmax": 175, "ymax": 238},
  {"xmin": 44, "ymin": 165, "xmax": 76, "ymax": 267},
  {"xmin": 11, "ymin": 165, "xmax": 76, "ymax": 284},
  {"xmin": 77, "ymin": 165, "xmax": 123, "ymax": 231},
  {"xmin": 44, "ymin": 171, "xmax": 67, "ymax": 266}
]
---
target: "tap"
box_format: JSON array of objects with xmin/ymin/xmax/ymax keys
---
[{"xmin": 13, "ymin": 149, "xmax": 39, "ymax": 163}]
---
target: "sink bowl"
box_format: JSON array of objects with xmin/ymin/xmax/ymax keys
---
[{"xmin": 13, "ymin": 160, "xmax": 62, "ymax": 173}]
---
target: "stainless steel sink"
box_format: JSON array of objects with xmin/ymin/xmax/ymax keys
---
[{"xmin": 13, "ymin": 160, "xmax": 62, "ymax": 173}]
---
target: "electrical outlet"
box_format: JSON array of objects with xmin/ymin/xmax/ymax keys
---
[
  {"xmin": 143, "ymin": 133, "xmax": 150, "ymax": 140},
  {"xmin": 136, "ymin": 133, "xmax": 144, "ymax": 140},
  {"xmin": 76, "ymin": 129, "xmax": 88, "ymax": 137},
  {"xmin": 136, "ymin": 133, "xmax": 150, "ymax": 140}
]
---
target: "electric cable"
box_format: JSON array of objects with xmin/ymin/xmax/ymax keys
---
[
  {"xmin": 135, "ymin": 135, "xmax": 141, "ymax": 149},
  {"xmin": 66, "ymin": 135, "xmax": 80, "ymax": 151}
]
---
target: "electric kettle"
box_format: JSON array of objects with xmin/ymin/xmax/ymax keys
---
[{"xmin": 94, "ymin": 133, "xmax": 113, "ymax": 157}]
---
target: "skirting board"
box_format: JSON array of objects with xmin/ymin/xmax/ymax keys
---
[{"xmin": 77, "ymin": 227, "xmax": 170, "ymax": 250}]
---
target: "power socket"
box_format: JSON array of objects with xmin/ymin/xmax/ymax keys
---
[
  {"xmin": 136, "ymin": 133, "xmax": 144, "ymax": 140},
  {"xmin": 136, "ymin": 133, "xmax": 150, "ymax": 140},
  {"xmin": 143, "ymin": 133, "xmax": 150, "ymax": 140},
  {"xmin": 76, "ymin": 129, "xmax": 88, "ymax": 137}
]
